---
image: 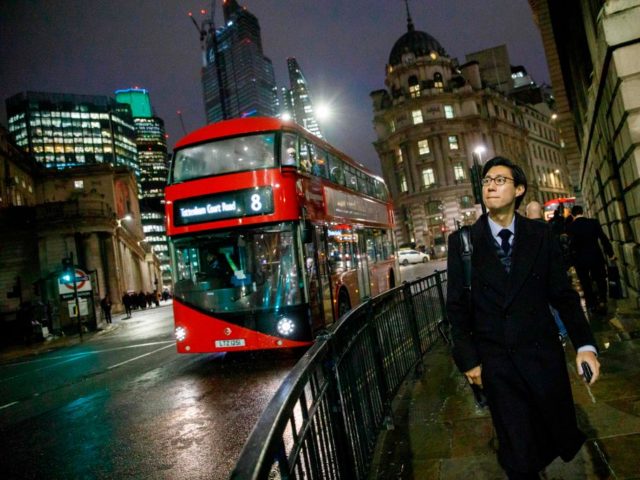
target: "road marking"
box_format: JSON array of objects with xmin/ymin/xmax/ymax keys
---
[
  {"xmin": 0, "ymin": 341, "xmax": 175, "ymax": 383},
  {"xmin": 107, "ymin": 344, "xmax": 174, "ymax": 370},
  {"xmin": 0, "ymin": 401, "xmax": 19, "ymax": 410}
]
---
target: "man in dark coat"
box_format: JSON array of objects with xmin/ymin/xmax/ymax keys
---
[
  {"xmin": 566, "ymin": 205, "xmax": 615, "ymax": 313},
  {"xmin": 446, "ymin": 157, "xmax": 600, "ymax": 479}
]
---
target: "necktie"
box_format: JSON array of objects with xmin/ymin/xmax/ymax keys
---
[{"xmin": 498, "ymin": 229, "xmax": 512, "ymax": 256}]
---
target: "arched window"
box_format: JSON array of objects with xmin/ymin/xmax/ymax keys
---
[
  {"xmin": 408, "ymin": 75, "xmax": 420, "ymax": 98},
  {"xmin": 433, "ymin": 72, "xmax": 444, "ymax": 90}
]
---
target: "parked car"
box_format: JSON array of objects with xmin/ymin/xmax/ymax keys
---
[{"xmin": 398, "ymin": 249, "xmax": 430, "ymax": 265}]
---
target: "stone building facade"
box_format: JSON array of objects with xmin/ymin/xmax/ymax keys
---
[
  {"xmin": 370, "ymin": 14, "xmax": 568, "ymax": 253},
  {"xmin": 529, "ymin": 0, "xmax": 640, "ymax": 302},
  {"xmin": 0, "ymin": 126, "xmax": 160, "ymax": 343}
]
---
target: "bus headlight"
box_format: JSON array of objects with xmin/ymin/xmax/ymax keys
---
[
  {"xmin": 276, "ymin": 317, "xmax": 295, "ymax": 336},
  {"xmin": 175, "ymin": 326, "xmax": 187, "ymax": 342}
]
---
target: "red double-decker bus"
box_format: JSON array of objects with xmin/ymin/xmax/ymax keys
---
[{"xmin": 165, "ymin": 117, "xmax": 397, "ymax": 353}]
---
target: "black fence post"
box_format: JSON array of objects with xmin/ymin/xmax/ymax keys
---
[
  {"xmin": 403, "ymin": 281, "xmax": 424, "ymax": 375},
  {"xmin": 367, "ymin": 300, "xmax": 394, "ymax": 430},
  {"xmin": 434, "ymin": 270, "xmax": 450, "ymax": 344},
  {"xmin": 322, "ymin": 335, "xmax": 358, "ymax": 479}
]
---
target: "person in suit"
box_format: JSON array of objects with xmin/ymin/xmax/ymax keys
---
[
  {"xmin": 525, "ymin": 201, "xmax": 568, "ymax": 343},
  {"xmin": 566, "ymin": 205, "xmax": 615, "ymax": 313},
  {"xmin": 446, "ymin": 157, "xmax": 600, "ymax": 479}
]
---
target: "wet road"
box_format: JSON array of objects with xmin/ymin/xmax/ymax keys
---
[
  {"xmin": 399, "ymin": 257, "xmax": 447, "ymax": 283},
  {"xmin": 0, "ymin": 304, "xmax": 298, "ymax": 479}
]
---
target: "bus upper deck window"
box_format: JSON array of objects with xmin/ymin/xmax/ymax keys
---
[{"xmin": 282, "ymin": 133, "xmax": 298, "ymax": 166}]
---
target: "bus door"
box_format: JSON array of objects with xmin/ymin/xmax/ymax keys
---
[
  {"xmin": 355, "ymin": 230, "xmax": 371, "ymax": 301},
  {"xmin": 302, "ymin": 224, "xmax": 335, "ymax": 330}
]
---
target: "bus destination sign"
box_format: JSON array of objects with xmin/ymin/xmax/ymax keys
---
[{"xmin": 174, "ymin": 187, "xmax": 274, "ymax": 226}]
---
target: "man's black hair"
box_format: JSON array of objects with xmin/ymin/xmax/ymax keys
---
[
  {"xmin": 481, "ymin": 156, "xmax": 528, "ymax": 209},
  {"xmin": 571, "ymin": 205, "xmax": 584, "ymax": 216}
]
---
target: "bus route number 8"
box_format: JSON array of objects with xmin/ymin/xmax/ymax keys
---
[{"xmin": 250, "ymin": 193, "xmax": 263, "ymax": 212}]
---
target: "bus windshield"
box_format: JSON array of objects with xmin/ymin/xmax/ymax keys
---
[
  {"xmin": 171, "ymin": 132, "xmax": 276, "ymax": 183},
  {"xmin": 171, "ymin": 222, "xmax": 303, "ymax": 313}
]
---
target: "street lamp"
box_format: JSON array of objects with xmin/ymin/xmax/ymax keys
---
[{"xmin": 471, "ymin": 146, "xmax": 487, "ymax": 214}]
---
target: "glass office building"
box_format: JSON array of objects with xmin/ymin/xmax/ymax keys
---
[{"xmin": 5, "ymin": 92, "xmax": 138, "ymax": 177}]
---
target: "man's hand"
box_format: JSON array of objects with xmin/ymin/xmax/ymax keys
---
[
  {"xmin": 576, "ymin": 351, "xmax": 600, "ymax": 385},
  {"xmin": 464, "ymin": 365, "xmax": 482, "ymax": 387}
]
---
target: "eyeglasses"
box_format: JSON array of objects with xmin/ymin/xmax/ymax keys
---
[{"xmin": 481, "ymin": 175, "xmax": 515, "ymax": 186}]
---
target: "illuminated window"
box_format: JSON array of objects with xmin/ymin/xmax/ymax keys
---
[
  {"xmin": 444, "ymin": 105, "xmax": 454, "ymax": 119},
  {"xmin": 418, "ymin": 139, "xmax": 430, "ymax": 155},
  {"xmin": 399, "ymin": 173, "xmax": 408, "ymax": 192},
  {"xmin": 434, "ymin": 72, "xmax": 444, "ymax": 90},
  {"xmin": 74, "ymin": 180, "xmax": 84, "ymax": 190},
  {"xmin": 454, "ymin": 163, "xmax": 465, "ymax": 181},
  {"xmin": 422, "ymin": 168, "xmax": 436, "ymax": 187},
  {"xmin": 396, "ymin": 148, "xmax": 403, "ymax": 163},
  {"xmin": 448, "ymin": 135, "xmax": 459, "ymax": 150},
  {"xmin": 412, "ymin": 110, "xmax": 423, "ymax": 125}
]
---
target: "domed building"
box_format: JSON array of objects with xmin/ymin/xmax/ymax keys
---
[{"xmin": 371, "ymin": 8, "xmax": 559, "ymax": 254}]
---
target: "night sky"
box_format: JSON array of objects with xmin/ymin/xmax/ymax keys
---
[{"xmin": 0, "ymin": 0, "xmax": 548, "ymax": 174}]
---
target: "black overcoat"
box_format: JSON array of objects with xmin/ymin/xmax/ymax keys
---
[{"xmin": 446, "ymin": 214, "xmax": 596, "ymax": 472}]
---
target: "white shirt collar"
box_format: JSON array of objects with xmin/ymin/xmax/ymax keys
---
[{"xmin": 487, "ymin": 215, "xmax": 515, "ymax": 243}]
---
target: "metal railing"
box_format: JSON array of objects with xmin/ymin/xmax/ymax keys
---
[{"xmin": 229, "ymin": 270, "xmax": 448, "ymax": 480}]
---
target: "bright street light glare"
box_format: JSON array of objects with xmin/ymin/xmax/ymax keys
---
[
  {"xmin": 315, "ymin": 104, "xmax": 330, "ymax": 121},
  {"xmin": 474, "ymin": 145, "xmax": 486, "ymax": 156}
]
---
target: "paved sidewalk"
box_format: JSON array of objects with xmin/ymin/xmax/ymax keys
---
[
  {"xmin": 0, "ymin": 301, "xmax": 173, "ymax": 364},
  {"xmin": 370, "ymin": 298, "xmax": 640, "ymax": 479}
]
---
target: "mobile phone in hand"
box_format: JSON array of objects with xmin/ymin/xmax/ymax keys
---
[{"xmin": 581, "ymin": 361, "xmax": 593, "ymax": 383}]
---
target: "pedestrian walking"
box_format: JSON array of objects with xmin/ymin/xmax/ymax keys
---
[
  {"xmin": 122, "ymin": 292, "xmax": 132, "ymax": 318},
  {"xmin": 100, "ymin": 295, "xmax": 112, "ymax": 324},
  {"xmin": 566, "ymin": 205, "xmax": 615, "ymax": 314},
  {"xmin": 526, "ymin": 200, "xmax": 568, "ymax": 342},
  {"xmin": 447, "ymin": 156, "xmax": 600, "ymax": 479}
]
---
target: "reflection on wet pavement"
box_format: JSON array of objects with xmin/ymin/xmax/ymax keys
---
[{"xmin": 369, "ymin": 299, "xmax": 640, "ymax": 479}]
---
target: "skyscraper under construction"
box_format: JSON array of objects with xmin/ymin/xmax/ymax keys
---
[{"xmin": 200, "ymin": 0, "xmax": 277, "ymax": 123}]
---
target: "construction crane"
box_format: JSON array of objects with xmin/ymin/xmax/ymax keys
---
[{"xmin": 187, "ymin": 1, "xmax": 228, "ymax": 120}]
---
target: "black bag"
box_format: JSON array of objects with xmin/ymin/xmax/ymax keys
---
[
  {"xmin": 607, "ymin": 261, "xmax": 623, "ymax": 299},
  {"xmin": 460, "ymin": 226, "xmax": 488, "ymax": 409}
]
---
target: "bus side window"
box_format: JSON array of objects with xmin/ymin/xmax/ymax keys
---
[
  {"xmin": 329, "ymin": 154, "xmax": 345, "ymax": 184},
  {"xmin": 313, "ymin": 147, "xmax": 328, "ymax": 178},
  {"xmin": 299, "ymin": 142, "xmax": 312, "ymax": 173},
  {"xmin": 281, "ymin": 133, "xmax": 298, "ymax": 166}
]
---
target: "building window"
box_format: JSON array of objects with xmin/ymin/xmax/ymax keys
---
[
  {"xmin": 418, "ymin": 139, "xmax": 430, "ymax": 155},
  {"xmin": 444, "ymin": 105, "xmax": 454, "ymax": 119},
  {"xmin": 408, "ymin": 75, "xmax": 420, "ymax": 98},
  {"xmin": 453, "ymin": 163, "xmax": 465, "ymax": 181},
  {"xmin": 448, "ymin": 135, "xmax": 459, "ymax": 150},
  {"xmin": 460, "ymin": 195, "xmax": 474, "ymax": 209},
  {"xmin": 399, "ymin": 173, "xmax": 408, "ymax": 192},
  {"xmin": 412, "ymin": 109, "xmax": 423, "ymax": 125},
  {"xmin": 426, "ymin": 200, "xmax": 443, "ymax": 217},
  {"xmin": 73, "ymin": 180, "xmax": 84, "ymax": 190},
  {"xmin": 434, "ymin": 72, "xmax": 444, "ymax": 90},
  {"xmin": 422, "ymin": 168, "xmax": 436, "ymax": 187},
  {"xmin": 395, "ymin": 147, "xmax": 403, "ymax": 164}
]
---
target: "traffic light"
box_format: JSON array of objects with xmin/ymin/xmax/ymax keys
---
[{"xmin": 61, "ymin": 256, "xmax": 74, "ymax": 282}]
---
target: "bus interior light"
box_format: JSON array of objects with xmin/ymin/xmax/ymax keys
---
[
  {"xmin": 277, "ymin": 317, "xmax": 295, "ymax": 336},
  {"xmin": 175, "ymin": 326, "xmax": 187, "ymax": 342}
]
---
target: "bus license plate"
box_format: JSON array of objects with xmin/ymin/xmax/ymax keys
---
[{"xmin": 215, "ymin": 339, "xmax": 246, "ymax": 348}]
